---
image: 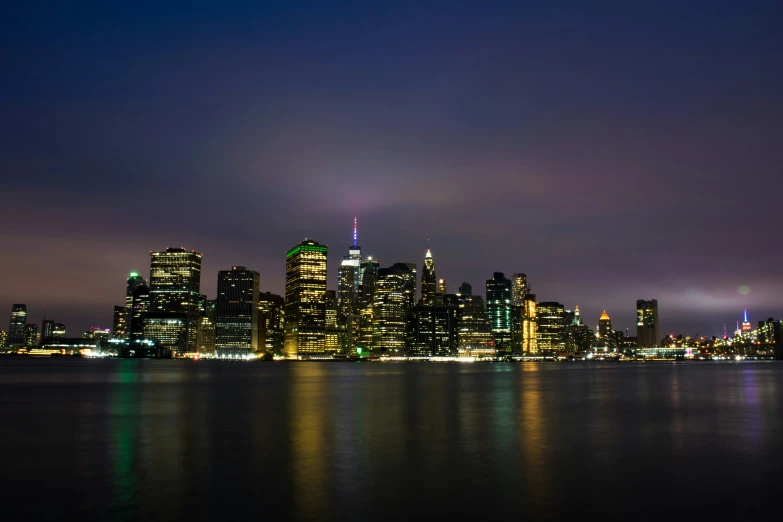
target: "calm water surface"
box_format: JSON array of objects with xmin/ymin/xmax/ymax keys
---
[{"xmin": 0, "ymin": 359, "xmax": 780, "ymax": 521}]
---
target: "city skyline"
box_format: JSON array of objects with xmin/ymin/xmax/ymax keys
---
[
  {"xmin": 2, "ymin": 3, "xmax": 782, "ymax": 337},
  {"xmin": 1, "ymin": 219, "xmax": 779, "ymax": 340}
]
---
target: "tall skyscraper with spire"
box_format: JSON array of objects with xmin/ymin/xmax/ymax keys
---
[
  {"xmin": 420, "ymin": 246, "xmax": 436, "ymax": 305},
  {"xmin": 338, "ymin": 217, "xmax": 362, "ymax": 318},
  {"xmin": 741, "ymin": 309, "xmax": 752, "ymax": 333}
]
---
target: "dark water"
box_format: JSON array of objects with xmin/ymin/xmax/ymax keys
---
[{"xmin": 1, "ymin": 359, "xmax": 781, "ymax": 521}]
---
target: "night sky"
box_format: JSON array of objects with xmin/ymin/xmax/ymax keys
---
[{"xmin": 2, "ymin": 1, "xmax": 782, "ymax": 337}]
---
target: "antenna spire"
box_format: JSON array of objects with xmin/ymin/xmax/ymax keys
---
[
  {"xmin": 744, "ymin": 308, "xmax": 748, "ymax": 323},
  {"xmin": 353, "ymin": 217, "xmax": 357, "ymax": 248}
]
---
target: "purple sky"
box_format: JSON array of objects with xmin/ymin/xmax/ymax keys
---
[{"xmin": 1, "ymin": 1, "xmax": 782, "ymax": 337}]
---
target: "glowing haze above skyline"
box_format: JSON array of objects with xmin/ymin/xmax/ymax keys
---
[{"xmin": 1, "ymin": 1, "xmax": 782, "ymax": 336}]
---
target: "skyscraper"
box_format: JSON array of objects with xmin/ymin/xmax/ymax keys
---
[
  {"xmin": 258, "ymin": 292, "xmax": 284, "ymax": 354},
  {"xmin": 337, "ymin": 217, "xmax": 362, "ymax": 318},
  {"xmin": 41, "ymin": 319, "xmax": 54, "ymax": 343},
  {"xmin": 486, "ymin": 272, "xmax": 512, "ymax": 353},
  {"xmin": 536, "ymin": 302, "xmax": 565, "ymax": 353},
  {"xmin": 457, "ymin": 294, "xmax": 495, "ymax": 356},
  {"xmin": 125, "ymin": 272, "xmax": 147, "ymax": 312},
  {"xmin": 145, "ymin": 247, "xmax": 203, "ymax": 353},
  {"xmin": 52, "ymin": 323, "xmax": 66, "ymax": 338},
  {"xmin": 25, "ymin": 323, "xmax": 38, "ymax": 348},
  {"xmin": 215, "ymin": 266, "xmax": 260, "ymax": 357},
  {"xmin": 0, "ymin": 331, "xmax": 7, "ymax": 349},
  {"xmin": 421, "ymin": 248, "xmax": 438, "ymax": 305},
  {"xmin": 598, "ymin": 310, "xmax": 612, "ymax": 348},
  {"xmin": 636, "ymin": 299, "xmax": 660, "ymax": 347},
  {"xmin": 522, "ymin": 294, "xmax": 537, "ymax": 354},
  {"xmin": 420, "ymin": 248, "xmax": 436, "ymax": 305},
  {"xmin": 8, "ymin": 304, "xmax": 26, "ymax": 347},
  {"xmin": 112, "ymin": 306, "xmax": 127, "ymax": 339},
  {"xmin": 197, "ymin": 299, "xmax": 216, "ymax": 355},
  {"xmin": 511, "ymin": 273, "xmax": 528, "ymax": 306},
  {"xmin": 324, "ymin": 290, "xmax": 344, "ymax": 355},
  {"xmin": 373, "ymin": 262, "xmax": 417, "ymax": 354},
  {"xmin": 406, "ymin": 304, "xmax": 458, "ymax": 356},
  {"xmin": 284, "ymin": 239, "xmax": 328, "ymax": 358},
  {"xmin": 129, "ymin": 284, "xmax": 150, "ymax": 340}
]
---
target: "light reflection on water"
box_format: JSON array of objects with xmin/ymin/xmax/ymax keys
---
[{"xmin": 0, "ymin": 359, "xmax": 781, "ymax": 520}]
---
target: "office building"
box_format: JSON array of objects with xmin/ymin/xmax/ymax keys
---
[
  {"xmin": 197, "ymin": 299, "xmax": 216, "ymax": 355},
  {"xmin": 25, "ymin": 323, "xmax": 38, "ymax": 348},
  {"xmin": 636, "ymin": 299, "xmax": 660, "ymax": 347},
  {"xmin": 41, "ymin": 319, "xmax": 54, "ymax": 343},
  {"xmin": 112, "ymin": 306, "xmax": 128, "ymax": 339},
  {"xmin": 536, "ymin": 302, "xmax": 565, "ymax": 353},
  {"xmin": 258, "ymin": 292, "xmax": 284, "ymax": 354},
  {"xmin": 598, "ymin": 310, "xmax": 612, "ymax": 347},
  {"xmin": 125, "ymin": 272, "xmax": 147, "ymax": 315},
  {"xmin": 8, "ymin": 304, "xmax": 27, "ymax": 347},
  {"xmin": 486, "ymin": 272, "xmax": 512, "ymax": 353},
  {"xmin": 458, "ymin": 294, "xmax": 495, "ymax": 356},
  {"xmin": 145, "ymin": 247, "xmax": 203, "ymax": 353},
  {"xmin": 53, "ymin": 323, "xmax": 66, "ymax": 338},
  {"xmin": 215, "ymin": 266, "xmax": 260, "ymax": 356},
  {"xmin": 511, "ymin": 273, "xmax": 528, "ymax": 306},
  {"xmin": 337, "ymin": 218, "xmax": 362, "ymax": 318},
  {"xmin": 522, "ymin": 294, "xmax": 538, "ymax": 354},
  {"xmin": 325, "ymin": 290, "xmax": 344, "ymax": 354},
  {"xmin": 406, "ymin": 304, "xmax": 458, "ymax": 356},
  {"xmin": 372, "ymin": 262, "xmax": 416, "ymax": 354},
  {"xmin": 0, "ymin": 330, "xmax": 7, "ymax": 349},
  {"xmin": 421, "ymin": 248, "xmax": 436, "ymax": 305},
  {"xmin": 129, "ymin": 284, "xmax": 150, "ymax": 340},
  {"xmin": 284, "ymin": 239, "xmax": 328, "ymax": 358},
  {"xmin": 437, "ymin": 278, "xmax": 447, "ymax": 298}
]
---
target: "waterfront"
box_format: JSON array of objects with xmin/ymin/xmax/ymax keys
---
[{"xmin": 1, "ymin": 359, "xmax": 781, "ymax": 521}]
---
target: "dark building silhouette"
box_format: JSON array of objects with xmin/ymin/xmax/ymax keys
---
[
  {"xmin": 636, "ymin": 299, "xmax": 660, "ymax": 347},
  {"xmin": 8, "ymin": 304, "xmax": 27, "ymax": 347},
  {"xmin": 406, "ymin": 304, "xmax": 458, "ymax": 356},
  {"xmin": 258, "ymin": 292, "xmax": 284, "ymax": 354},
  {"xmin": 215, "ymin": 266, "xmax": 260, "ymax": 356}
]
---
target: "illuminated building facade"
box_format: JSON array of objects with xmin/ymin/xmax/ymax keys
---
[
  {"xmin": 112, "ymin": 306, "xmax": 127, "ymax": 339},
  {"xmin": 421, "ymin": 249, "xmax": 436, "ymax": 305},
  {"xmin": 598, "ymin": 310, "xmax": 612, "ymax": 348},
  {"xmin": 197, "ymin": 299, "xmax": 216, "ymax": 354},
  {"xmin": 145, "ymin": 247, "xmax": 203, "ymax": 353},
  {"xmin": 741, "ymin": 309, "xmax": 752, "ymax": 333},
  {"xmin": 8, "ymin": 304, "xmax": 27, "ymax": 347},
  {"xmin": 337, "ymin": 218, "xmax": 362, "ymax": 317},
  {"xmin": 284, "ymin": 239, "xmax": 328, "ymax": 358},
  {"xmin": 636, "ymin": 299, "xmax": 660, "ymax": 347},
  {"xmin": 522, "ymin": 294, "xmax": 538, "ymax": 354},
  {"xmin": 357, "ymin": 258, "xmax": 380, "ymax": 351},
  {"xmin": 486, "ymin": 272, "xmax": 512, "ymax": 353},
  {"xmin": 25, "ymin": 323, "xmax": 38, "ymax": 348},
  {"xmin": 0, "ymin": 330, "xmax": 6, "ymax": 349},
  {"xmin": 215, "ymin": 266, "xmax": 260, "ymax": 356},
  {"xmin": 129, "ymin": 284, "xmax": 149, "ymax": 340},
  {"xmin": 325, "ymin": 290, "xmax": 344, "ymax": 354},
  {"xmin": 53, "ymin": 323, "xmax": 66, "ymax": 338},
  {"xmin": 457, "ymin": 294, "xmax": 495, "ymax": 356},
  {"xmin": 372, "ymin": 262, "xmax": 417, "ymax": 354},
  {"xmin": 511, "ymin": 273, "xmax": 528, "ymax": 306},
  {"xmin": 565, "ymin": 306, "xmax": 593, "ymax": 353},
  {"xmin": 258, "ymin": 292, "xmax": 284, "ymax": 354},
  {"xmin": 536, "ymin": 302, "xmax": 565, "ymax": 353},
  {"xmin": 406, "ymin": 304, "xmax": 458, "ymax": 356}
]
